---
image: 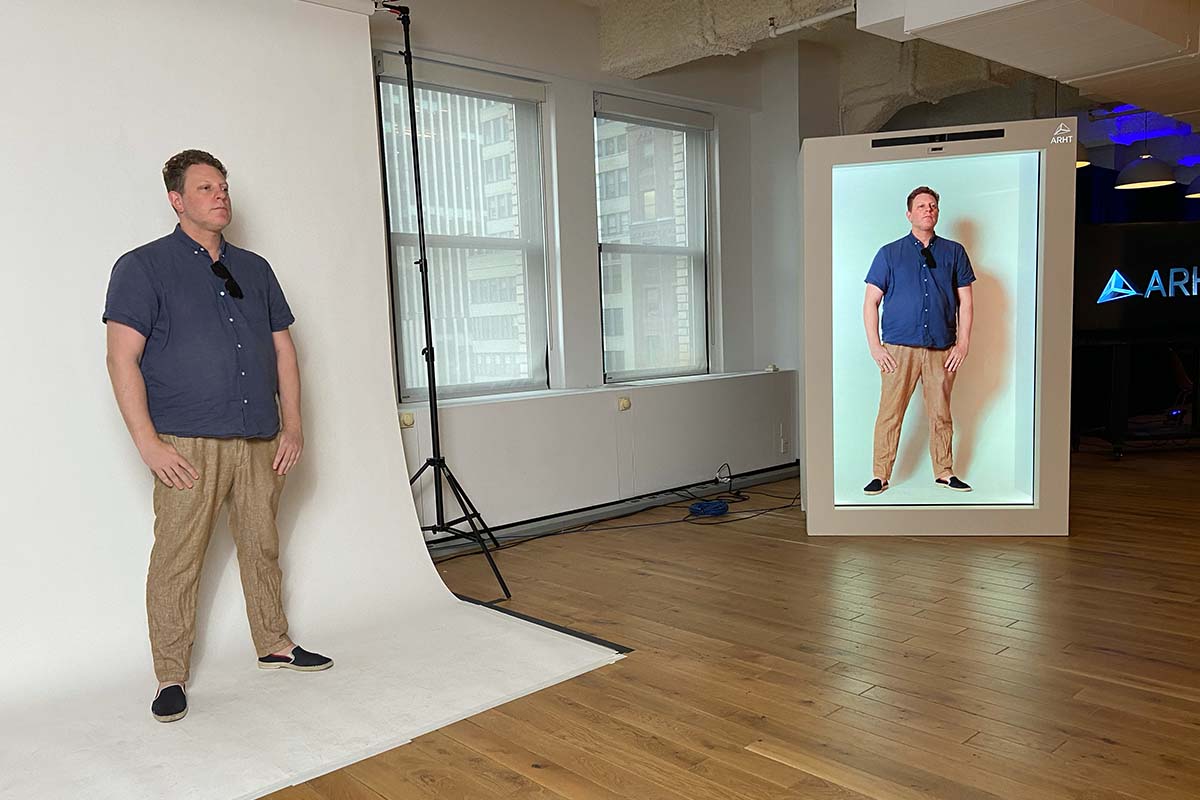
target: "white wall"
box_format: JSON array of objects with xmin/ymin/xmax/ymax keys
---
[
  {"xmin": 751, "ymin": 40, "xmax": 842, "ymax": 373},
  {"xmin": 404, "ymin": 373, "xmax": 797, "ymax": 526},
  {"xmin": 0, "ymin": 0, "xmax": 450, "ymax": 696},
  {"xmin": 371, "ymin": 1, "xmax": 798, "ymax": 526}
]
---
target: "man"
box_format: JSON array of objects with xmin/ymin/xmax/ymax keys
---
[
  {"xmin": 862, "ymin": 186, "xmax": 975, "ymax": 495},
  {"xmin": 104, "ymin": 150, "xmax": 331, "ymax": 724}
]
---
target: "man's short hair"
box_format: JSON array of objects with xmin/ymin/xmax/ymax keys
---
[
  {"xmin": 907, "ymin": 186, "xmax": 939, "ymax": 210},
  {"xmin": 163, "ymin": 149, "xmax": 227, "ymax": 194}
]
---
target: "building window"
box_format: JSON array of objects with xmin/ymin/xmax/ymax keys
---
[
  {"xmin": 468, "ymin": 314, "xmax": 520, "ymax": 340},
  {"xmin": 378, "ymin": 79, "xmax": 549, "ymax": 399},
  {"xmin": 596, "ymin": 133, "xmax": 627, "ymax": 157},
  {"xmin": 601, "ymin": 261, "xmax": 623, "ymax": 294},
  {"xmin": 483, "ymin": 155, "xmax": 511, "ymax": 183},
  {"xmin": 600, "ymin": 212, "xmax": 629, "ymax": 238},
  {"xmin": 482, "ymin": 117, "xmax": 510, "ymax": 145},
  {"xmin": 486, "ymin": 193, "xmax": 514, "ymax": 221},
  {"xmin": 598, "ymin": 168, "xmax": 629, "ymax": 200},
  {"xmin": 594, "ymin": 111, "xmax": 709, "ymax": 382},
  {"xmin": 602, "ymin": 307, "xmax": 624, "ymax": 337}
]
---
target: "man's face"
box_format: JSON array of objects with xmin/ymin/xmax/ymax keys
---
[
  {"xmin": 169, "ymin": 164, "xmax": 232, "ymax": 233},
  {"xmin": 906, "ymin": 193, "xmax": 938, "ymax": 233}
]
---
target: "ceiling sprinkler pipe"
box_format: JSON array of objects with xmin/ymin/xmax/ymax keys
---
[{"xmin": 768, "ymin": 5, "xmax": 855, "ymax": 38}]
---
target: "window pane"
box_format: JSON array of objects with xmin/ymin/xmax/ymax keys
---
[
  {"xmin": 598, "ymin": 252, "xmax": 707, "ymax": 380},
  {"xmin": 380, "ymin": 84, "xmax": 527, "ymax": 240},
  {"xmin": 594, "ymin": 117, "xmax": 703, "ymax": 248},
  {"xmin": 392, "ymin": 244, "xmax": 540, "ymax": 392},
  {"xmin": 379, "ymin": 78, "xmax": 549, "ymax": 398},
  {"xmin": 595, "ymin": 113, "xmax": 708, "ymax": 381}
]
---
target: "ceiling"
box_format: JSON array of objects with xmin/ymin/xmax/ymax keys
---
[{"xmin": 857, "ymin": 0, "xmax": 1200, "ymax": 128}]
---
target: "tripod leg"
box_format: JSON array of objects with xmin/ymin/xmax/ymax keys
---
[
  {"xmin": 409, "ymin": 458, "xmax": 432, "ymax": 487},
  {"xmin": 474, "ymin": 529, "xmax": 511, "ymax": 599},
  {"xmin": 442, "ymin": 464, "xmax": 501, "ymax": 549},
  {"xmin": 440, "ymin": 466, "xmax": 510, "ymax": 599}
]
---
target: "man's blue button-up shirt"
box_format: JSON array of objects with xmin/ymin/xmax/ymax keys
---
[
  {"xmin": 865, "ymin": 232, "xmax": 975, "ymax": 349},
  {"xmin": 103, "ymin": 225, "xmax": 295, "ymax": 439}
]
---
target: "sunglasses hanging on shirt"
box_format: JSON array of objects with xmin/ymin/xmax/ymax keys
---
[
  {"xmin": 210, "ymin": 261, "xmax": 244, "ymax": 299},
  {"xmin": 920, "ymin": 246, "xmax": 937, "ymax": 269}
]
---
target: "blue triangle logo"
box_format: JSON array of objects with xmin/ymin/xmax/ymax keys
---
[{"xmin": 1097, "ymin": 270, "xmax": 1139, "ymax": 304}]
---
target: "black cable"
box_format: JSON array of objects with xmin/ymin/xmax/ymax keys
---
[{"xmin": 431, "ymin": 477, "xmax": 802, "ymax": 565}]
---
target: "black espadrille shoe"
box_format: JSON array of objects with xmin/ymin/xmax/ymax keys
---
[
  {"xmin": 258, "ymin": 645, "xmax": 333, "ymax": 672},
  {"xmin": 151, "ymin": 684, "xmax": 187, "ymax": 723},
  {"xmin": 936, "ymin": 476, "xmax": 972, "ymax": 492},
  {"xmin": 863, "ymin": 478, "xmax": 889, "ymax": 495}
]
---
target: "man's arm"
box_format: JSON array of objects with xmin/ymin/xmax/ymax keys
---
[
  {"xmin": 863, "ymin": 284, "xmax": 897, "ymax": 373},
  {"xmin": 272, "ymin": 329, "xmax": 303, "ymax": 476},
  {"xmin": 105, "ymin": 321, "xmax": 198, "ymax": 488},
  {"xmin": 946, "ymin": 285, "xmax": 974, "ymax": 372}
]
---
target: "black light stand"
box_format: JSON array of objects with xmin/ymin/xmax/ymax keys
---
[{"xmin": 379, "ymin": 3, "xmax": 510, "ymax": 600}]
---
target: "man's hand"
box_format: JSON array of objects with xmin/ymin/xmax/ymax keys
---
[
  {"xmin": 945, "ymin": 342, "xmax": 969, "ymax": 372},
  {"xmin": 139, "ymin": 438, "xmax": 199, "ymax": 489},
  {"xmin": 870, "ymin": 344, "xmax": 898, "ymax": 373},
  {"xmin": 273, "ymin": 427, "xmax": 304, "ymax": 476}
]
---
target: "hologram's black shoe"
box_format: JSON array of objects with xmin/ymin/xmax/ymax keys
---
[
  {"xmin": 936, "ymin": 476, "xmax": 972, "ymax": 492},
  {"xmin": 258, "ymin": 645, "xmax": 333, "ymax": 672},
  {"xmin": 863, "ymin": 478, "xmax": 889, "ymax": 495},
  {"xmin": 151, "ymin": 684, "xmax": 187, "ymax": 723}
]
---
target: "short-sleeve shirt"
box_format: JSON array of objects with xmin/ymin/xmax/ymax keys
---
[
  {"xmin": 103, "ymin": 225, "xmax": 295, "ymax": 439},
  {"xmin": 864, "ymin": 232, "xmax": 975, "ymax": 349}
]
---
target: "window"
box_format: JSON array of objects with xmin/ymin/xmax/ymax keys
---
[
  {"xmin": 596, "ymin": 133, "xmax": 627, "ymax": 157},
  {"xmin": 594, "ymin": 107, "xmax": 709, "ymax": 382},
  {"xmin": 379, "ymin": 78, "xmax": 549, "ymax": 399},
  {"xmin": 470, "ymin": 276, "xmax": 518, "ymax": 304},
  {"xmin": 486, "ymin": 193, "xmax": 514, "ymax": 221},
  {"xmin": 482, "ymin": 117, "xmax": 510, "ymax": 145},
  {"xmin": 468, "ymin": 314, "xmax": 520, "ymax": 340},
  {"xmin": 601, "ymin": 260, "xmax": 623, "ymax": 294},
  {"xmin": 601, "ymin": 307, "xmax": 624, "ymax": 337},
  {"xmin": 600, "ymin": 212, "xmax": 629, "ymax": 237},
  {"xmin": 597, "ymin": 168, "xmax": 628, "ymax": 200},
  {"xmin": 483, "ymin": 155, "xmax": 511, "ymax": 183}
]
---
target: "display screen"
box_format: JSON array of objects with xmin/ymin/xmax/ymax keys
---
[{"xmin": 831, "ymin": 151, "xmax": 1040, "ymax": 506}]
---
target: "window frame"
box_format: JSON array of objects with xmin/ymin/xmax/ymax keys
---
[
  {"xmin": 376, "ymin": 70, "xmax": 553, "ymax": 402},
  {"xmin": 593, "ymin": 107, "xmax": 712, "ymax": 384}
]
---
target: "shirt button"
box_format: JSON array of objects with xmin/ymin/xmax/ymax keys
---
[
  {"xmin": 237, "ymin": 343, "xmax": 242, "ymax": 349},
  {"xmin": 243, "ymin": 399, "xmax": 249, "ymax": 404},
  {"xmin": 241, "ymin": 371, "xmax": 246, "ymax": 376},
  {"xmin": 229, "ymin": 317, "xmax": 234, "ymax": 323},
  {"xmin": 220, "ymin": 291, "xmax": 225, "ymax": 297}
]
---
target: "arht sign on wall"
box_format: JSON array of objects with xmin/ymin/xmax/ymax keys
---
[
  {"xmin": 1076, "ymin": 222, "xmax": 1200, "ymax": 334},
  {"xmin": 1098, "ymin": 267, "xmax": 1200, "ymax": 303}
]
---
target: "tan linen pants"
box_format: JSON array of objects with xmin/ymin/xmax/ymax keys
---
[
  {"xmin": 147, "ymin": 434, "xmax": 292, "ymax": 683},
  {"xmin": 872, "ymin": 344, "xmax": 956, "ymax": 482}
]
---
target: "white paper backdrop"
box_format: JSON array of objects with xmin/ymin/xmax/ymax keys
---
[{"xmin": 0, "ymin": 3, "xmax": 619, "ymax": 797}]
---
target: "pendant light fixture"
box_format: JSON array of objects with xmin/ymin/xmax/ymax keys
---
[
  {"xmin": 1185, "ymin": 175, "xmax": 1200, "ymax": 199},
  {"xmin": 1114, "ymin": 109, "xmax": 1175, "ymax": 189}
]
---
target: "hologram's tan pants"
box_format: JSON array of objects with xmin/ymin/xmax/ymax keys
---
[
  {"xmin": 872, "ymin": 344, "xmax": 956, "ymax": 482},
  {"xmin": 147, "ymin": 434, "xmax": 293, "ymax": 683}
]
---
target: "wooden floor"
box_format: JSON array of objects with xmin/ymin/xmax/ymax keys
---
[{"xmin": 269, "ymin": 450, "xmax": 1200, "ymax": 800}]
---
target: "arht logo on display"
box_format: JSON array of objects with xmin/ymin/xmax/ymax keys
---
[
  {"xmin": 1097, "ymin": 268, "xmax": 1200, "ymax": 304},
  {"xmin": 1051, "ymin": 122, "xmax": 1073, "ymax": 144}
]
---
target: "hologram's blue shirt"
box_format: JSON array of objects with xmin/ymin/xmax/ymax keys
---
[
  {"xmin": 103, "ymin": 225, "xmax": 295, "ymax": 439},
  {"xmin": 865, "ymin": 232, "xmax": 975, "ymax": 349}
]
